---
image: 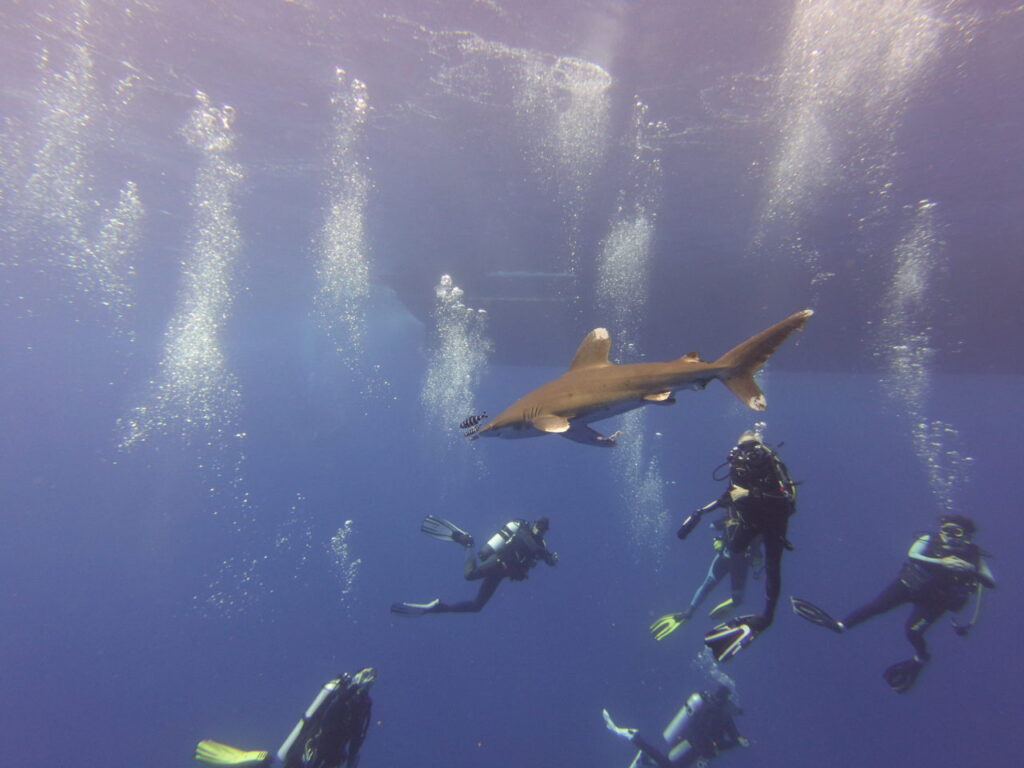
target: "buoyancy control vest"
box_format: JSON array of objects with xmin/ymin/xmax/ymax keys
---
[
  {"xmin": 476, "ymin": 520, "xmax": 545, "ymax": 579},
  {"xmin": 728, "ymin": 444, "xmax": 796, "ymax": 516},
  {"xmin": 899, "ymin": 534, "xmax": 982, "ymax": 610}
]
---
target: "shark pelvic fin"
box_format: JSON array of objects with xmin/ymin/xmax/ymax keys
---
[
  {"xmin": 569, "ymin": 328, "xmax": 612, "ymax": 371},
  {"xmin": 643, "ymin": 391, "xmax": 676, "ymax": 403},
  {"xmin": 532, "ymin": 414, "xmax": 571, "ymax": 433},
  {"xmin": 714, "ymin": 309, "xmax": 813, "ymax": 410},
  {"xmin": 562, "ymin": 423, "xmax": 619, "ymax": 446}
]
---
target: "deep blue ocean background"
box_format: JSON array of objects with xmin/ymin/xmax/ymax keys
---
[{"xmin": 3, "ymin": 2, "xmax": 1023, "ymax": 767}]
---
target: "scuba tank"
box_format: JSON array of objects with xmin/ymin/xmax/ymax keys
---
[
  {"xmin": 276, "ymin": 677, "xmax": 345, "ymax": 764},
  {"xmin": 477, "ymin": 520, "xmax": 524, "ymax": 561},
  {"xmin": 663, "ymin": 691, "xmax": 705, "ymax": 745}
]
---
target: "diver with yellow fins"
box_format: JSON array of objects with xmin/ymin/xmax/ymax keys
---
[
  {"xmin": 791, "ymin": 515, "xmax": 995, "ymax": 693},
  {"xmin": 390, "ymin": 514, "xmax": 558, "ymax": 615},
  {"xmin": 195, "ymin": 668, "xmax": 376, "ymax": 768},
  {"xmin": 650, "ymin": 504, "xmax": 763, "ymax": 641}
]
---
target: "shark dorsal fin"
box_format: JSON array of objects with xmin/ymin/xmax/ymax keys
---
[
  {"xmin": 569, "ymin": 328, "xmax": 612, "ymax": 371},
  {"xmin": 679, "ymin": 350, "xmax": 703, "ymax": 362}
]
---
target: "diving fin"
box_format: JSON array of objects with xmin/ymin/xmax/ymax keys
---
[
  {"xmin": 883, "ymin": 657, "xmax": 925, "ymax": 694},
  {"xmin": 650, "ymin": 612, "xmax": 689, "ymax": 641},
  {"xmin": 790, "ymin": 596, "xmax": 844, "ymax": 633},
  {"xmin": 390, "ymin": 598, "xmax": 440, "ymax": 616},
  {"xmin": 703, "ymin": 614, "xmax": 765, "ymax": 662},
  {"xmin": 709, "ymin": 597, "xmax": 736, "ymax": 618},
  {"xmin": 195, "ymin": 740, "xmax": 269, "ymax": 767},
  {"xmin": 420, "ymin": 515, "xmax": 474, "ymax": 548},
  {"xmin": 602, "ymin": 709, "xmax": 638, "ymax": 741}
]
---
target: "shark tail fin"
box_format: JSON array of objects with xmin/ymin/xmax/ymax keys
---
[{"xmin": 713, "ymin": 310, "xmax": 813, "ymax": 410}]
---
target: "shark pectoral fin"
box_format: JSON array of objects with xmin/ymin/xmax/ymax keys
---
[
  {"xmin": 722, "ymin": 375, "xmax": 766, "ymax": 411},
  {"xmin": 532, "ymin": 415, "xmax": 571, "ymax": 433},
  {"xmin": 568, "ymin": 328, "xmax": 613, "ymax": 370},
  {"xmin": 643, "ymin": 391, "xmax": 676, "ymax": 404},
  {"xmin": 562, "ymin": 423, "xmax": 619, "ymax": 447}
]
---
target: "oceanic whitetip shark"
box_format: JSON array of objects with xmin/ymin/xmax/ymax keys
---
[{"xmin": 461, "ymin": 309, "xmax": 813, "ymax": 447}]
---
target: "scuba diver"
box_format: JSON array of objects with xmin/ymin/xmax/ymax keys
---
[
  {"xmin": 700, "ymin": 429, "xmax": 798, "ymax": 662},
  {"xmin": 390, "ymin": 514, "xmax": 558, "ymax": 615},
  {"xmin": 791, "ymin": 514, "xmax": 996, "ymax": 694},
  {"xmin": 195, "ymin": 667, "xmax": 376, "ymax": 768},
  {"xmin": 603, "ymin": 683, "xmax": 748, "ymax": 767},
  {"xmin": 650, "ymin": 510, "xmax": 763, "ymax": 641}
]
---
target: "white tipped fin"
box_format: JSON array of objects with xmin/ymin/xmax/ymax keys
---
[
  {"xmin": 532, "ymin": 414, "xmax": 571, "ymax": 433},
  {"xmin": 569, "ymin": 328, "xmax": 612, "ymax": 370}
]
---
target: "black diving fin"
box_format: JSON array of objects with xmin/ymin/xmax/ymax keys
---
[
  {"xmin": 790, "ymin": 596, "xmax": 844, "ymax": 633},
  {"xmin": 883, "ymin": 658, "xmax": 925, "ymax": 694},
  {"xmin": 420, "ymin": 515, "xmax": 474, "ymax": 548},
  {"xmin": 704, "ymin": 614, "xmax": 766, "ymax": 662}
]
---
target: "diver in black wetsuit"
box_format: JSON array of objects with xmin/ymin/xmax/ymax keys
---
[
  {"xmin": 792, "ymin": 514, "xmax": 996, "ymax": 693},
  {"xmin": 702, "ymin": 430, "xmax": 797, "ymax": 661},
  {"xmin": 603, "ymin": 684, "xmax": 748, "ymax": 768},
  {"xmin": 391, "ymin": 515, "xmax": 558, "ymax": 616},
  {"xmin": 195, "ymin": 668, "xmax": 376, "ymax": 768}
]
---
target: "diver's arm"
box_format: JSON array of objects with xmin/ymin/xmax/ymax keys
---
[
  {"xmin": 977, "ymin": 558, "xmax": 996, "ymax": 589},
  {"xmin": 907, "ymin": 535, "xmax": 937, "ymax": 562},
  {"xmin": 541, "ymin": 548, "xmax": 559, "ymax": 566},
  {"xmin": 907, "ymin": 535, "xmax": 961, "ymax": 567},
  {"xmin": 908, "ymin": 536, "xmax": 976, "ymax": 572}
]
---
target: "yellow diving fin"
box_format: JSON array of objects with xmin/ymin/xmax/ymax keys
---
[
  {"xmin": 649, "ymin": 612, "xmax": 688, "ymax": 641},
  {"xmin": 195, "ymin": 740, "xmax": 269, "ymax": 767},
  {"xmin": 709, "ymin": 597, "xmax": 735, "ymax": 618}
]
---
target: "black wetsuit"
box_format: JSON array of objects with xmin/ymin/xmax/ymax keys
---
[
  {"xmin": 842, "ymin": 534, "xmax": 990, "ymax": 660},
  {"xmin": 429, "ymin": 521, "xmax": 557, "ymax": 614},
  {"xmin": 285, "ymin": 676, "xmax": 372, "ymax": 768},
  {"xmin": 719, "ymin": 446, "xmax": 795, "ymax": 627}
]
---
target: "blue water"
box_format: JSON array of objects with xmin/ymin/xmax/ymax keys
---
[{"xmin": 3, "ymin": 2, "xmax": 1024, "ymax": 767}]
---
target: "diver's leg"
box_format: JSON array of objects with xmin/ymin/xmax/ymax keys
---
[
  {"xmin": 686, "ymin": 553, "xmax": 729, "ymax": 615},
  {"xmin": 842, "ymin": 580, "xmax": 912, "ymax": 629},
  {"xmin": 904, "ymin": 601, "xmax": 945, "ymax": 661},
  {"xmin": 464, "ymin": 552, "xmax": 485, "ymax": 580},
  {"xmin": 759, "ymin": 529, "xmax": 786, "ymax": 626},
  {"xmin": 729, "ymin": 551, "xmax": 750, "ymax": 605},
  {"xmin": 433, "ymin": 575, "xmax": 503, "ymax": 613},
  {"xmin": 629, "ymin": 734, "xmax": 673, "ymax": 768}
]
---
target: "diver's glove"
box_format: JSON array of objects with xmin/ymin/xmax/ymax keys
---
[
  {"xmin": 650, "ymin": 612, "xmax": 689, "ymax": 641},
  {"xmin": 546, "ymin": 551, "xmax": 560, "ymax": 566}
]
